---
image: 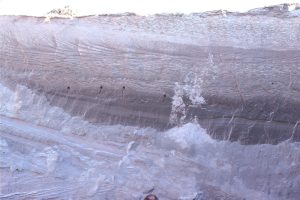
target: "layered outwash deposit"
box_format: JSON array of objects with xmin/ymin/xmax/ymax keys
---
[
  {"xmin": 1, "ymin": 4, "xmax": 300, "ymax": 144},
  {"xmin": 0, "ymin": 4, "xmax": 300, "ymax": 200}
]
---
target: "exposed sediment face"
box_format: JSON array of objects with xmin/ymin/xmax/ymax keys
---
[
  {"xmin": 0, "ymin": 82, "xmax": 299, "ymax": 200},
  {"xmin": 0, "ymin": 4, "xmax": 300, "ymax": 199},
  {"xmin": 1, "ymin": 5, "xmax": 300, "ymax": 144}
]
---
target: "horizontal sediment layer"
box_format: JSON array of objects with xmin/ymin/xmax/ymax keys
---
[{"xmin": 1, "ymin": 10, "xmax": 299, "ymax": 144}]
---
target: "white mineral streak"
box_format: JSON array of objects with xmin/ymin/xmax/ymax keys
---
[
  {"xmin": 170, "ymin": 71, "xmax": 206, "ymax": 125},
  {"xmin": 169, "ymin": 51, "xmax": 220, "ymax": 125},
  {"xmin": 170, "ymin": 82, "xmax": 187, "ymax": 124}
]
